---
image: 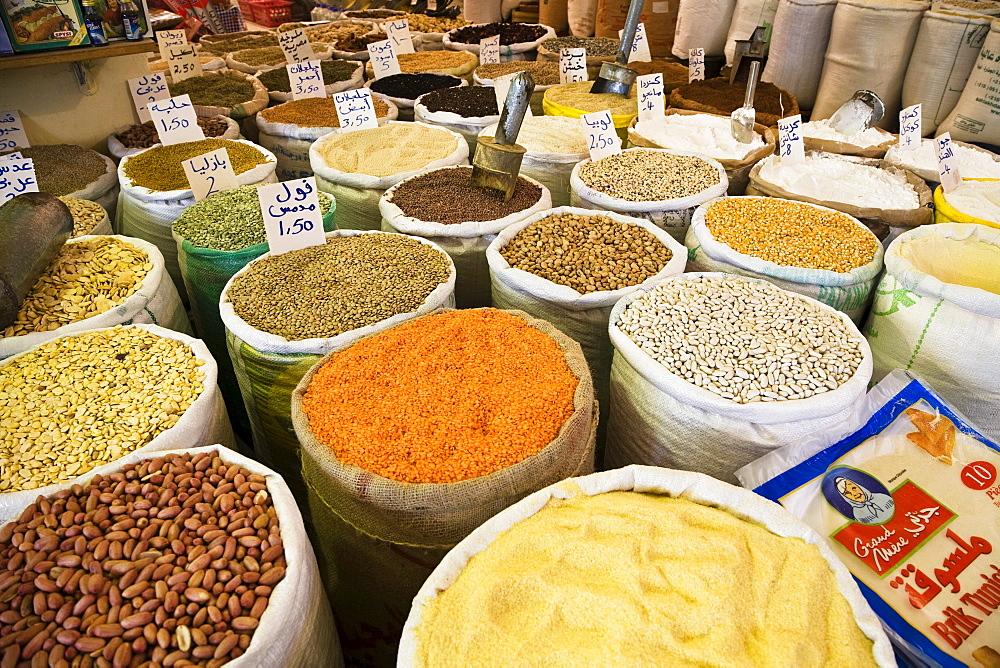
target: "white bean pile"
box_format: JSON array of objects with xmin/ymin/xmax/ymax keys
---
[{"xmin": 617, "ymin": 276, "xmax": 864, "ymax": 403}]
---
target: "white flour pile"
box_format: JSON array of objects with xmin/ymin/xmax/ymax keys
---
[
  {"xmin": 758, "ymin": 153, "xmax": 920, "ymax": 209},
  {"xmin": 632, "ymin": 113, "xmax": 766, "ymax": 160}
]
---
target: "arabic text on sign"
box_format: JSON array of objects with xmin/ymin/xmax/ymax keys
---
[
  {"xmin": 0, "ymin": 156, "xmax": 39, "ymax": 203},
  {"xmin": 368, "ymin": 39, "xmax": 402, "ymax": 79},
  {"xmin": 332, "ymin": 89, "xmax": 379, "ymax": 131},
  {"xmin": 935, "ymin": 131, "xmax": 962, "ymax": 193},
  {"xmin": 689, "ymin": 48, "xmax": 705, "ymax": 82},
  {"xmin": 181, "ymin": 148, "xmax": 239, "ymax": 201},
  {"xmin": 289, "ymin": 60, "xmax": 327, "ymax": 100},
  {"xmin": 619, "ymin": 23, "xmax": 651, "ymax": 63},
  {"xmin": 637, "ymin": 73, "xmax": 665, "ymax": 123},
  {"xmin": 559, "ymin": 47, "xmax": 587, "ymax": 84},
  {"xmin": 165, "ymin": 43, "xmax": 203, "ymax": 82},
  {"xmin": 899, "ymin": 104, "xmax": 921, "ymax": 152},
  {"xmin": 777, "ymin": 114, "xmax": 805, "ymax": 166},
  {"xmin": 128, "ymin": 74, "xmax": 171, "ymax": 124},
  {"xmin": 258, "ymin": 177, "xmax": 327, "ymax": 254},
  {"xmin": 278, "ymin": 28, "xmax": 316, "ymax": 64},
  {"xmin": 147, "ymin": 95, "xmax": 207, "ymax": 146},
  {"xmin": 0, "ymin": 111, "xmax": 30, "ymax": 152},
  {"xmin": 386, "ymin": 18, "xmax": 415, "ymax": 55},
  {"xmin": 581, "ymin": 110, "xmax": 621, "ymax": 161},
  {"xmin": 480, "ymin": 35, "xmax": 501, "ymax": 65}
]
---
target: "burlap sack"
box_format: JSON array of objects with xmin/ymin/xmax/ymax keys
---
[
  {"xmin": 290, "ymin": 307, "xmax": 598, "ymax": 667},
  {"xmin": 802, "ymin": 126, "xmax": 898, "ymax": 159},
  {"xmin": 670, "ymin": 80, "xmax": 800, "ymax": 128}
]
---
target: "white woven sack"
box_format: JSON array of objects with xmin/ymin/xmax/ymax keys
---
[
  {"xmin": 569, "ymin": 148, "xmax": 728, "ymax": 242},
  {"xmin": 472, "ymin": 70, "xmax": 555, "ymax": 115},
  {"xmin": 672, "ymin": 0, "xmax": 737, "ymax": 58},
  {"xmin": 108, "ymin": 116, "xmax": 241, "ymax": 161},
  {"xmin": 417, "ymin": 32, "xmax": 446, "ymax": 50},
  {"xmin": 0, "ymin": 235, "xmax": 189, "ymax": 359},
  {"xmin": 219, "ymin": 230, "xmax": 457, "ymax": 357},
  {"xmin": 414, "ymin": 97, "xmax": 500, "ymax": 157},
  {"xmin": 902, "ymin": 11, "xmax": 991, "ymax": 135},
  {"xmin": 761, "ymin": 0, "xmax": 837, "ymax": 110},
  {"xmin": 442, "ymin": 23, "xmax": 557, "ymax": 61},
  {"xmin": 685, "ymin": 197, "xmax": 885, "ymax": 323},
  {"xmin": 604, "ymin": 272, "xmax": 873, "ymax": 484},
  {"xmin": 0, "ymin": 323, "xmax": 235, "ymax": 523},
  {"xmin": 938, "ymin": 21, "xmax": 1000, "ymax": 143},
  {"xmin": 863, "ymin": 223, "xmax": 1000, "ymax": 441},
  {"xmin": 934, "ymin": 0, "xmax": 1000, "ymax": 15},
  {"xmin": 398, "ymin": 465, "xmax": 896, "ymax": 668},
  {"xmin": 82, "ymin": 210, "xmax": 113, "ymax": 236},
  {"xmin": 226, "ymin": 44, "xmax": 334, "ymax": 74},
  {"xmin": 64, "ymin": 153, "xmax": 119, "ymax": 218},
  {"xmin": 262, "ymin": 62, "xmax": 364, "ymax": 103},
  {"xmin": 811, "ymin": 0, "xmax": 930, "ymax": 129},
  {"xmin": 371, "ymin": 78, "xmax": 466, "ymax": 121},
  {"xmin": 116, "ymin": 140, "xmax": 278, "ymax": 299},
  {"xmin": 567, "ymin": 0, "xmax": 599, "ymax": 36},
  {"xmin": 724, "ymin": 0, "xmax": 780, "ymax": 67},
  {"xmin": 310, "ymin": 122, "xmax": 470, "ymax": 230}
]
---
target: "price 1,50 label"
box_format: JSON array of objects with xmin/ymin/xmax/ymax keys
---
[
  {"xmin": 147, "ymin": 95, "xmax": 206, "ymax": 146},
  {"xmin": 581, "ymin": 110, "xmax": 621, "ymax": 161},
  {"xmin": 258, "ymin": 177, "xmax": 326, "ymax": 255}
]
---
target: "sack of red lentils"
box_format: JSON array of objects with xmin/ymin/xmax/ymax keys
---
[
  {"xmin": 0, "ymin": 323, "xmax": 234, "ymax": 522},
  {"xmin": 605, "ymin": 272, "xmax": 874, "ymax": 484},
  {"xmin": 686, "ymin": 197, "xmax": 885, "ymax": 323},
  {"xmin": 380, "ymin": 165, "xmax": 552, "ymax": 308},
  {"xmin": 261, "ymin": 62, "xmax": 365, "ymax": 103},
  {"xmin": 0, "ymin": 445, "xmax": 344, "ymax": 666},
  {"xmin": 290, "ymin": 307, "xmax": 598, "ymax": 667}
]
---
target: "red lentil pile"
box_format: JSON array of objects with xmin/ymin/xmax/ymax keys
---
[{"xmin": 302, "ymin": 309, "xmax": 578, "ymax": 484}]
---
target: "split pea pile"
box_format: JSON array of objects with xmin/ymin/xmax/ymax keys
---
[
  {"xmin": 501, "ymin": 213, "xmax": 673, "ymax": 293},
  {"xmin": 0, "ymin": 451, "xmax": 287, "ymax": 667},
  {"xmin": 0, "ymin": 327, "xmax": 206, "ymax": 492},
  {"xmin": 617, "ymin": 277, "xmax": 863, "ymax": 403},
  {"xmin": 578, "ymin": 150, "xmax": 720, "ymax": 202},
  {"xmin": 57, "ymin": 198, "xmax": 106, "ymax": 238},
  {"xmin": 704, "ymin": 198, "xmax": 878, "ymax": 273},
  {"xmin": 2, "ymin": 237, "xmax": 152, "ymax": 338},
  {"xmin": 226, "ymin": 234, "xmax": 451, "ymax": 341},
  {"xmin": 123, "ymin": 140, "xmax": 270, "ymax": 192},
  {"xmin": 302, "ymin": 309, "xmax": 578, "ymax": 483}
]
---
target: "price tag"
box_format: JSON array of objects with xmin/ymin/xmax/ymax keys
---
[
  {"xmin": 777, "ymin": 114, "xmax": 805, "ymax": 165},
  {"xmin": 181, "ymin": 148, "xmax": 238, "ymax": 201},
  {"xmin": 0, "ymin": 111, "xmax": 30, "ymax": 151},
  {"xmin": 688, "ymin": 48, "xmax": 705, "ymax": 82},
  {"xmin": 258, "ymin": 178, "xmax": 326, "ymax": 255},
  {"xmin": 0, "ymin": 156, "xmax": 38, "ymax": 204},
  {"xmin": 480, "ymin": 35, "xmax": 501, "ymax": 65},
  {"xmin": 147, "ymin": 95, "xmax": 206, "ymax": 145},
  {"xmin": 288, "ymin": 60, "xmax": 327, "ymax": 100},
  {"xmin": 156, "ymin": 29, "xmax": 187, "ymax": 62},
  {"xmin": 385, "ymin": 18, "xmax": 415, "ymax": 55},
  {"xmin": 278, "ymin": 27, "xmax": 316, "ymax": 64},
  {"xmin": 637, "ymin": 73, "xmax": 665, "ymax": 123},
  {"xmin": 165, "ymin": 43, "xmax": 203, "ymax": 82},
  {"xmin": 935, "ymin": 132, "xmax": 962, "ymax": 193},
  {"xmin": 128, "ymin": 74, "xmax": 170, "ymax": 124},
  {"xmin": 899, "ymin": 103, "xmax": 922, "ymax": 153},
  {"xmin": 619, "ymin": 23, "xmax": 651, "ymax": 63},
  {"xmin": 368, "ymin": 39, "xmax": 401, "ymax": 79},
  {"xmin": 559, "ymin": 47, "xmax": 587, "ymax": 84},
  {"xmin": 581, "ymin": 110, "xmax": 621, "ymax": 161},
  {"xmin": 493, "ymin": 73, "xmax": 532, "ymax": 118},
  {"xmin": 333, "ymin": 88, "xmax": 379, "ymax": 131},
  {"xmin": 428, "ymin": 0, "xmax": 437, "ymax": 10}
]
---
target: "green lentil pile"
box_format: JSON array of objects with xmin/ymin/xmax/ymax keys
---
[
  {"xmin": 501, "ymin": 213, "xmax": 673, "ymax": 293},
  {"xmin": 541, "ymin": 36, "xmax": 618, "ymax": 56},
  {"xmin": 389, "ymin": 167, "xmax": 541, "ymax": 224},
  {"xmin": 1, "ymin": 145, "xmax": 106, "ymax": 195},
  {"xmin": 57, "ymin": 196, "xmax": 106, "ymax": 237},
  {"xmin": 174, "ymin": 185, "xmax": 333, "ymax": 251},
  {"xmin": 257, "ymin": 59, "xmax": 361, "ymax": 92},
  {"xmin": 123, "ymin": 139, "xmax": 270, "ymax": 192},
  {"xmin": 578, "ymin": 149, "xmax": 721, "ymax": 202},
  {"xmin": 168, "ymin": 71, "xmax": 256, "ymax": 108},
  {"xmin": 227, "ymin": 234, "xmax": 451, "ymax": 340}
]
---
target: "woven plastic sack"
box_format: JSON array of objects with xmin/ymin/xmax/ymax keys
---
[
  {"xmin": 863, "ymin": 223, "xmax": 1000, "ymax": 441},
  {"xmin": 116, "ymin": 140, "xmax": 278, "ymax": 301},
  {"xmin": 937, "ymin": 21, "xmax": 1000, "ymax": 144},
  {"xmin": 724, "ymin": 0, "xmax": 779, "ymax": 67},
  {"xmin": 63, "ymin": 153, "xmax": 119, "ymax": 219},
  {"xmin": 567, "ymin": 0, "xmax": 599, "ymax": 35},
  {"xmin": 219, "ymin": 230, "xmax": 457, "ymax": 504},
  {"xmin": 0, "ymin": 235, "xmax": 189, "ymax": 359},
  {"xmin": 226, "ymin": 44, "xmax": 334, "ymax": 74},
  {"xmin": 0, "ymin": 323, "xmax": 235, "ymax": 523},
  {"xmin": 310, "ymin": 122, "xmax": 469, "ymax": 231},
  {"xmin": 672, "ymin": 0, "xmax": 736, "ymax": 58},
  {"xmin": 685, "ymin": 197, "xmax": 884, "ymax": 323},
  {"xmin": 371, "ymin": 76, "xmax": 466, "ymax": 122},
  {"xmin": 413, "ymin": 95, "xmax": 500, "ymax": 157},
  {"xmin": 290, "ymin": 307, "xmax": 597, "ymax": 667},
  {"xmin": 108, "ymin": 116, "xmax": 241, "ymax": 162},
  {"xmin": 262, "ymin": 62, "xmax": 365, "ymax": 103},
  {"xmin": 570, "ymin": 148, "xmax": 728, "ymax": 242},
  {"xmin": 604, "ymin": 272, "xmax": 874, "ymax": 484},
  {"xmin": 442, "ymin": 23, "xmax": 557, "ymax": 61},
  {"xmin": 185, "ymin": 70, "xmax": 270, "ymax": 120},
  {"xmin": 811, "ymin": 0, "xmax": 930, "ymax": 130},
  {"xmin": 398, "ymin": 465, "xmax": 896, "ymax": 667},
  {"xmin": 380, "ymin": 167, "xmax": 551, "ymax": 308},
  {"xmin": 75, "ymin": 209, "xmax": 112, "ymax": 237},
  {"xmin": 761, "ymin": 0, "xmax": 836, "ymax": 110}
]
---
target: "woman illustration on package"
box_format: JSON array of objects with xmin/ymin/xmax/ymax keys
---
[{"xmin": 835, "ymin": 476, "xmax": 895, "ymax": 525}]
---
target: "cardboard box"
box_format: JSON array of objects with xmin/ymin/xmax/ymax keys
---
[{"xmin": 0, "ymin": 0, "xmax": 90, "ymax": 51}]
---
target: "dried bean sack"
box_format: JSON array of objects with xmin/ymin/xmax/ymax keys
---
[
  {"xmin": 864, "ymin": 223, "xmax": 1000, "ymax": 441},
  {"xmin": 370, "ymin": 75, "xmax": 466, "ymax": 122},
  {"xmin": 363, "ymin": 50, "xmax": 479, "ymax": 81},
  {"xmin": 0, "ymin": 235, "xmax": 189, "ymax": 359},
  {"xmin": 605, "ymin": 273, "xmax": 874, "ymax": 484},
  {"xmin": 2, "ymin": 146, "xmax": 121, "ymax": 219},
  {"xmin": 761, "ymin": 0, "xmax": 837, "ymax": 110},
  {"xmin": 290, "ymin": 307, "xmax": 597, "ymax": 667},
  {"xmin": 0, "ymin": 323, "xmax": 234, "ymax": 522},
  {"xmin": 413, "ymin": 93, "xmax": 501, "ymax": 157},
  {"xmin": 226, "ymin": 44, "xmax": 335, "ymax": 74},
  {"xmin": 473, "ymin": 69, "xmax": 556, "ymax": 116},
  {"xmin": 399, "ymin": 465, "xmax": 895, "ymax": 667},
  {"xmin": 686, "ymin": 197, "xmax": 885, "ymax": 322},
  {"xmin": 938, "ymin": 21, "xmax": 1000, "ymax": 144},
  {"xmin": 107, "ymin": 115, "xmax": 241, "ymax": 161},
  {"xmin": 180, "ymin": 70, "xmax": 271, "ymax": 121},
  {"xmin": 442, "ymin": 22, "xmax": 556, "ymax": 61},
  {"xmin": 63, "ymin": 153, "xmax": 119, "ymax": 217}
]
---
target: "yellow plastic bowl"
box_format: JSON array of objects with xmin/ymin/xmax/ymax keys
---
[
  {"xmin": 934, "ymin": 178, "xmax": 1000, "ymax": 229},
  {"xmin": 542, "ymin": 94, "xmax": 636, "ymax": 142}
]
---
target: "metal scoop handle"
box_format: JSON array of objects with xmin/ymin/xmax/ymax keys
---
[
  {"xmin": 743, "ymin": 60, "xmax": 760, "ymax": 109},
  {"xmin": 494, "ymin": 72, "xmax": 535, "ymax": 146},
  {"xmin": 615, "ymin": 0, "xmax": 644, "ymax": 67}
]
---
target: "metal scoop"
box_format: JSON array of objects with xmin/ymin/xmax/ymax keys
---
[
  {"xmin": 589, "ymin": 0, "xmax": 643, "ymax": 96},
  {"xmin": 730, "ymin": 59, "xmax": 761, "ymax": 143},
  {"xmin": 470, "ymin": 72, "xmax": 535, "ymax": 202},
  {"xmin": 828, "ymin": 90, "xmax": 886, "ymax": 135}
]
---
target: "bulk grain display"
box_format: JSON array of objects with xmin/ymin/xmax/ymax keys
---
[
  {"xmin": 364, "ymin": 50, "xmax": 479, "ymax": 81},
  {"xmin": 413, "ymin": 87, "xmax": 500, "ymax": 156},
  {"xmin": 442, "ymin": 22, "xmax": 556, "ymax": 61},
  {"xmin": 255, "ymin": 59, "xmax": 365, "ymax": 102},
  {"xmin": 473, "ymin": 61, "xmax": 560, "ymax": 114},
  {"xmin": 167, "ymin": 71, "xmax": 270, "ymax": 128},
  {"xmin": 543, "ymin": 80, "xmax": 638, "ymax": 138},
  {"xmin": 57, "ymin": 197, "xmax": 111, "ymax": 238},
  {"xmin": 290, "ymin": 308, "xmax": 597, "ymax": 666},
  {"xmin": 369, "ymin": 73, "xmax": 465, "ymax": 121},
  {"xmin": 108, "ymin": 116, "xmax": 240, "ymax": 161},
  {"xmin": 934, "ymin": 178, "xmax": 1000, "ymax": 227},
  {"xmin": 884, "ymin": 139, "xmax": 1000, "ymax": 183},
  {"xmin": 0, "ymin": 145, "xmax": 118, "ymax": 218},
  {"xmin": 669, "ymin": 77, "xmax": 800, "ymax": 128}
]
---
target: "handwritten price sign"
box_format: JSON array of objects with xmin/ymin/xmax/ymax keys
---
[
  {"xmin": 278, "ymin": 28, "xmax": 316, "ymax": 64},
  {"xmin": 165, "ymin": 43, "xmax": 203, "ymax": 82},
  {"xmin": 637, "ymin": 73, "xmax": 665, "ymax": 123},
  {"xmin": 333, "ymin": 88, "xmax": 379, "ymax": 131},
  {"xmin": 560, "ymin": 47, "xmax": 587, "ymax": 84},
  {"xmin": 128, "ymin": 74, "xmax": 170, "ymax": 124},
  {"xmin": 0, "ymin": 111, "xmax": 29, "ymax": 152},
  {"xmin": 688, "ymin": 48, "xmax": 705, "ymax": 82},
  {"xmin": 289, "ymin": 60, "xmax": 326, "ymax": 100},
  {"xmin": 181, "ymin": 148, "xmax": 238, "ymax": 201},
  {"xmin": 936, "ymin": 132, "xmax": 962, "ymax": 193},
  {"xmin": 156, "ymin": 29, "xmax": 186, "ymax": 62},
  {"xmin": 0, "ymin": 156, "xmax": 38, "ymax": 203},
  {"xmin": 480, "ymin": 35, "xmax": 501, "ymax": 65},
  {"xmin": 368, "ymin": 39, "xmax": 401, "ymax": 79},
  {"xmin": 899, "ymin": 104, "xmax": 922, "ymax": 152},
  {"xmin": 258, "ymin": 178, "xmax": 326, "ymax": 255},
  {"xmin": 620, "ymin": 23, "xmax": 651, "ymax": 63},
  {"xmin": 386, "ymin": 18, "xmax": 415, "ymax": 55},
  {"xmin": 147, "ymin": 95, "xmax": 206, "ymax": 145},
  {"xmin": 581, "ymin": 110, "xmax": 621, "ymax": 161},
  {"xmin": 777, "ymin": 114, "xmax": 805, "ymax": 166}
]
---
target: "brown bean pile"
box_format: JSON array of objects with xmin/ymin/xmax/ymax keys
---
[
  {"xmin": 116, "ymin": 119, "xmax": 230, "ymax": 150},
  {"xmin": 0, "ymin": 451, "xmax": 286, "ymax": 668}
]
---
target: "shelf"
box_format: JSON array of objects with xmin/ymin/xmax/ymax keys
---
[{"xmin": 0, "ymin": 39, "xmax": 157, "ymax": 72}]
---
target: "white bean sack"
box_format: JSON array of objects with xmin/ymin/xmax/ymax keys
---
[
  {"xmin": 72, "ymin": 206, "xmax": 112, "ymax": 237},
  {"xmin": 310, "ymin": 121, "xmax": 470, "ymax": 231},
  {"xmin": 107, "ymin": 115, "xmax": 241, "ymax": 162},
  {"xmin": 398, "ymin": 465, "xmax": 896, "ymax": 668},
  {"xmin": 381, "ymin": 167, "xmax": 550, "ymax": 308},
  {"xmin": 863, "ymin": 223, "xmax": 1000, "ymax": 441},
  {"xmin": 937, "ymin": 21, "xmax": 1000, "ymax": 144},
  {"xmin": 761, "ymin": 0, "xmax": 837, "ymax": 110},
  {"xmin": 724, "ymin": 0, "xmax": 780, "ymax": 67},
  {"xmin": 685, "ymin": 197, "xmax": 885, "ymax": 323},
  {"xmin": 0, "ymin": 235, "xmax": 189, "ymax": 359},
  {"xmin": 261, "ymin": 61, "xmax": 365, "ymax": 103},
  {"xmin": 65, "ymin": 153, "xmax": 120, "ymax": 219},
  {"xmin": 371, "ymin": 77, "xmax": 466, "ymax": 122},
  {"xmin": 672, "ymin": 0, "xmax": 737, "ymax": 58},
  {"xmin": 604, "ymin": 272, "xmax": 873, "ymax": 484},
  {"xmin": 0, "ymin": 323, "xmax": 235, "ymax": 523},
  {"xmin": 413, "ymin": 95, "xmax": 500, "ymax": 157},
  {"xmin": 570, "ymin": 148, "xmax": 728, "ymax": 242},
  {"xmin": 116, "ymin": 140, "xmax": 278, "ymax": 301},
  {"xmin": 442, "ymin": 23, "xmax": 557, "ymax": 61}
]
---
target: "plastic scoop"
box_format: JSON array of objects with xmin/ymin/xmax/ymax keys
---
[
  {"xmin": 731, "ymin": 60, "xmax": 761, "ymax": 143},
  {"xmin": 589, "ymin": 0, "xmax": 643, "ymax": 96},
  {"xmin": 828, "ymin": 90, "xmax": 886, "ymax": 136},
  {"xmin": 470, "ymin": 71, "xmax": 535, "ymax": 202}
]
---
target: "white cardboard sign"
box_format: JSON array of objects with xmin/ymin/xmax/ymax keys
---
[
  {"xmin": 147, "ymin": 95, "xmax": 206, "ymax": 145},
  {"xmin": 165, "ymin": 43, "xmax": 203, "ymax": 82},
  {"xmin": 493, "ymin": 72, "xmax": 532, "ymax": 118},
  {"xmin": 689, "ymin": 48, "xmax": 705, "ymax": 82},
  {"xmin": 288, "ymin": 60, "xmax": 327, "ymax": 100},
  {"xmin": 619, "ymin": 23, "xmax": 651, "ymax": 63},
  {"xmin": 777, "ymin": 114, "xmax": 805, "ymax": 166},
  {"xmin": 935, "ymin": 132, "xmax": 962, "ymax": 193},
  {"xmin": 181, "ymin": 148, "xmax": 238, "ymax": 201},
  {"xmin": 0, "ymin": 110, "xmax": 30, "ymax": 152},
  {"xmin": 480, "ymin": 35, "xmax": 501, "ymax": 65},
  {"xmin": 368, "ymin": 39, "xmax": 401, "ymax": 79},
  {"xmin": 258, "ymin": 178, "xmax": 326, "ymax": 255},
  {"xmin": 0, "ymin": 156, "xmax": 38, "ymax": 204},
  {"xmin": 386, "ymin": 18, "xmax": 415, "ymax": 55},
  {"xmin": 278, "ymin": 28, "xmax": 316, "ymax": 64},
  {"xmin": 899, "ymin": 104, "xmax": 922, "ymax": 153},
  {"xmin": 559, "ymin": 47, "xmax": 587, "ymax": 84},
  {"xmin": 581, "ymin": 110, "xmax": 621, "ymax": 161},
  {"xmin": 332, "ymin": 88, "xmax": 379, "ymax": 131}
]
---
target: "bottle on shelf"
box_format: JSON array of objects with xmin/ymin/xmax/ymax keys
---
[
  {"xmin": 120, "ymin": 0, "xmax": 143, "ymax": 41},
  {"xmin": 82, "ymin": 0, "xmax": 109, "ymax": 45}
]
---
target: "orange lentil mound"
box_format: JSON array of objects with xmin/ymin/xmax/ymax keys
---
[{"xmin": 301, "ymin": 309, "xmax": 579, "ymax": 484}]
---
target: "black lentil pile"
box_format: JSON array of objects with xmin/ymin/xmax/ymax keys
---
[
  {"xmin": 370, "ymin": 73, "xmax": 463, "ymax": 100},
  {"xmin": 257, "ymin": 60, "xmax": 361, "ymax": 92},
  {"xmin": 449, "ymin": 22, "xmax": 547, "ymax": 45},
  {"xmin": 419, "ymin": 87, "xmax": 499, "ymax": 117},
  {"xmin": 389, "ymin": 166, "xmax": 542, "ymax": 224}
]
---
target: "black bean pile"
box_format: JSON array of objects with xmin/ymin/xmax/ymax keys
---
[
  {"xmin": 449, "ymin": 22, "xmax": 547, "ymax": 45},
  {"xmin": 419, "ymin": 87, "xmax": 498, "ymax": 117},
  {"xmin": 370, "ymin": 73, "xmax": 463, "ymax": 101}
]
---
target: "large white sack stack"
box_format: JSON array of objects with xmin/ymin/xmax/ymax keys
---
[
  {"xmin": 672, "ymin": 0, "xmax": 737, "ymax": 59},
  {"xmin": 762, "ymin": 0, "xmax": 838, "ymax": 110}
]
